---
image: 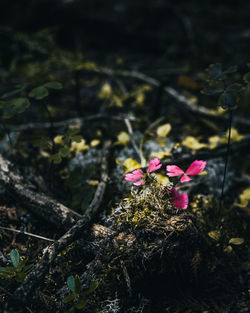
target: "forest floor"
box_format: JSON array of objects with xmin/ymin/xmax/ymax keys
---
[{"xmin": 0, "ymin": 1, "xmax": 249, "ymax": 312}]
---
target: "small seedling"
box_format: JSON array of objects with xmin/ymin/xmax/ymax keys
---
[
  {"xmin": 0, "ymin": 249, "xmax": 33, "ymax": 282},
  {"xmin": 63, "ymin": 275, "xmax": 99, "ymax": 312}
]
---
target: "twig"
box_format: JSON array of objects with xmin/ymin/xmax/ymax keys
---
[
  {"xmin": 5, "ymin": 140, "xmax": 111, "ymax": 311},
  {"xmin": 4, "ymin": 114, "xmax": 136, "ymax": 132},
  {"xmin": 0, "ymin": 226, "xmax": 55, "ymax": 242},
  {"xmin": 124, "ymin": 118, "xmax": 142, "ymax": 161}
]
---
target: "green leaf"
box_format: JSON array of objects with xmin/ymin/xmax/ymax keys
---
[
  {"xmin": 67, "ymin": 128, "xmax": 80, "ymax": 136},
  {"xmin": 71, "ymin": 135, "xmax": 82, "ymax": 143},
  {"xmin": 1, "ymin": 83, "xmax": 29, "ymax": 99},
  {"xmin": 67, "ymin": 276, "xmax": 76, "ymax": 293},
  {"xmin": 32, "ymin": 136, "xmax": 50, "ymax": 149},
  {"xmin": 43, "ymin": 81, "xmax": 63, "ymax": 90},
  {"xmin": 15, "ymin": 272, "xmax": 26, "ymax": 282},
  {"xmin": 49, "ymin": 153, "xmax": 62, "ymax": 164},
  {"xmin": 10, "ymin": 249, "xmax": 20, "ymax": 268},
  {"xmin": 223, "ymin": 65, "xmax": 238, "ymax": 74},
  {"xmin": 23, "ymin": 264, "xmax": 34, "ymax": 274},
  {"xmin": 0, "ymin": 266, "xmax": 16, "ymax": 274},
  {"xmin": 226, "ymin": 83, "xmax": 243, "ymax": 92},
  {"xmin": 243, "ymin": 72, "xmax": 250, "ymax": 83},
  {"xmin": 83, "ymin": 280, "xmax": 99, "ymax": 296},
  {"xmin": 201, "ymin": 86, "xmax": 224, "ymax": 95},
  {"xmin": 228, "ymin": 238, "xmax": 244, "ymax": 245},
  {"xmin": 29, "ymin": 86, "xmax": 49, "ymax": 100},
  {"xmin": 206, "ymin": 63, "xmax": 223, "ymax": 80},
  {"xmin": 74, "ymin": 275, "xmax": 81, "ymax": 294},
  {"xmin": 62, "ymin": 293, "xmax": 77, "ymax": 303},
  {"xmin": 18, "ymin": 257, "xmax": 29, "ymax": 269},
  {"xmin": 59, "ymin": 147, "xmax": 69, "ymax": 157},
  {"xmin": 75, "ymin": 298, "xmax": 87, "ymax": 309},
  {"xmin": 3, "ymin": 97, "xmax": 31, "ymax": 119},
  {"xmin": 218, "ymin": 92, "xmax": 237, "ymax": 109}
]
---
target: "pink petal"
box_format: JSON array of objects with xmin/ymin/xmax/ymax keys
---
[
  {"xmin": 133, "ymin": 179, "xmax": 145, "ymax": 186},
  {"xmin": 147, "ymin": 158, "xmax": 162, "ymax": 173},
  {"xmin": 172, "ymin": 193, "xmax": 188, "ymax": 210},
  {"xmin": 180, "ymin": 174, "xmax": 192, "ymax": 183},
  {"xmin": 170, "ymin": 187, "xmax": 178, "ymax": 198},
  {"xmin": 166, "ymin": 165, "xmax": 184, "ymax": 177},
  {"xmin": 185, "ymin": 160, "xmax": 207, "ymax": 176},
  {"xmin": 125, "ymin": 169, "xmax": 144, "ymax": 181},
  {"xmin": 170, "ymin": 188, "xmax": 189, "ymax": 209}
]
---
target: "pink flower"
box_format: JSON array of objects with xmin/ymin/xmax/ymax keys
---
[
  {"xmin": 147, "ymin": 158, "xmax": 162, "ymax": 173},
  {"xmin": 166, "ymin": 160, "xmax": 207, "ymax": 183},
  {"xmin": 124, "ymin": 169, "xmax": 144, "ymax": 186},
  {"xmin": 125, "ymin": 158, "xmax": 162, "ymax": 186},
  {"xmin": 170, "ymin": 188, "xmax": 188, "ymax": 209}
]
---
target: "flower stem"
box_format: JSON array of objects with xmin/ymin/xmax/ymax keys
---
[{"xmin": 219, "ymin": 109, "xmax": 233, "ymax": 210}]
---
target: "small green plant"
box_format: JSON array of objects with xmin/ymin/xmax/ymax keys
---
[
  {"xmin": 201, "ymin": 63, "xmax": 247, "ymax": 109},
  {"xmin": 0, "ymin": 81, "xmax": 62, "ymax": 119},
  {"xmin": 49, "ymin": 128, "xmax": 83, "ymax": 164},
  {"xmin": 0, "ymin": 249, "xmax": 33, "ymax": 282},
  {"xmin": 63, "ymin": 275, "xmax": 99, "ymax": 312},
  {"xmin": 201, "ymin": 63, "xmax": 250, "ymax": 209}
]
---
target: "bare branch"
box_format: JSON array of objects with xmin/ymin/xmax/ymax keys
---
[
  {"xmin": 4, "ymin": 114, "xmax": 136, "ymax": 132},
  {"xmin": 0, "ymin": 154, "xmax": 82, "ymax": 230}
]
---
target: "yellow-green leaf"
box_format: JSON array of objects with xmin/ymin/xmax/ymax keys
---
[
  {"xmin": 70, "ymin": 139, "xmax": 89, "ymax": 152},
  {"xmin": 151, "ymin": 150, "xmax": 171, "ymax": 159},
  {"xmin": 156, "ymin": 123, "xmax": 171, "ymax": 137},
  {"xmin": 220, "ymin": 128, "xmax": 244, "ymax": 143},
  {"xmin": 182, "ymin": 136, "xmax": 207, "ymax": 150},
  {"xmin": 123, "ymin": 158, "xmax": 141, "ymax": 173},
  {"xmin": 229, "ymin": 238, "xmax": 244, "ymax": 245},
  {"xmin": 234, "ymin": 188, "xmax": 250, "ymax": 207},
  {"xmin": 155, "ymin": 174, "xmax": 169, "ymax": 185},
  {"xmin": 54, "ymin": 135, "xmax": 64, "ymax": 145},
  {"xmin": 224, "ymin": 245, "xmax": 232, "ymax": 253},
  {"xmin": 208, "ymin": 230, "xmax": 220, "ymax": 241},
  {"xmin": 98, "ymin": 82, "xmax": 112, "ymax": 99},
  {"xmin": 116, "ymin": 132, "xmax": 130, "ymax": 145},
  {"xmin": 208, "ymin": 135, "xmax": 221, "ymax": 149},
  {"xmin": 90, "ymin": 139, "xmax": 100, "ymax": 147}
]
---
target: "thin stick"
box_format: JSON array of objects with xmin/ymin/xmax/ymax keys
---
[
  {"xmin": 0, "ymin": 226, "xmax": 55, "ymax": 242},
  {"xmin": 219, "ymin": 110, "xmax": 233, "ymax": 210},
  {"xmin": 124, "ymin": 118, "xmax": 142, "ymax": 162}
]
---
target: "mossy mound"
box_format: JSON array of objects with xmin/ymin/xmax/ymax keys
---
[{"xmin": 93, "ymin": 178, "xmax": 210, "ymax": 312}]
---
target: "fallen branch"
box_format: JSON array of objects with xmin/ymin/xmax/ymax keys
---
[
  {"xmin": 0, "ymin": 155, "xmax": 82, "ymax": 230},
  {"xmin": 4, "ymin": 140, "xmax": 111, "ymax": 312},
  {"xmin": 4, "ymin": 114, "xmax": 136, "ymax": 132},
  {"xmin": 140, "ymin": 135, "xmax": 250, "ymax": 171},
  {"xmin": 90, "ymin": 67, "xmax": 250, "ymax": 128}
]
